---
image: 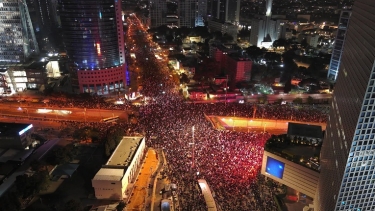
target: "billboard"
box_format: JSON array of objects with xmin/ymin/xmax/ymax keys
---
[{"xmin": 265, "ymin": 156, "xmax": 285, "ymax": 179}]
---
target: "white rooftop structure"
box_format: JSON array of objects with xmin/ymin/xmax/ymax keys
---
[{"xmin": 92, "ymin": 168, "xmax": 123, "ymax": 181}]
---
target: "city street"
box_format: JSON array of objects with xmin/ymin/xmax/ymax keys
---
[
  {"xmin": 214, "ymin": 116, "xmax": 326, "ymax": 134},
  {"xmin": 0, "ymin": 103, "xmax": 129, "ymax": 122}
]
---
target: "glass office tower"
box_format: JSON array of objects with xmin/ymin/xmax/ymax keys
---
[
  {"xmin": 60, "ymin": 0, "xmax": 126, "ymax": 94},
  {"xmin": 327, "ymin": 10, "xmax": 351, "ymax": 82},
  {"xmin": 0, "ymin": 0, "xmax": 39, "ymax": 64},
  {"xmin": 316, "ymin": 0, "xmax": 375, "ymax": 210}
]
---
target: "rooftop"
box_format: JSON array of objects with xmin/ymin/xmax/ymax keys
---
[
  {"xmin": 106, "ymin": 136, "xmax": 144, "ymax": 167},
  {"xmin": 265, "ymin": 134, "xmax": 321, "ymax": 172},
  {"xmin": 93, "ymin": 168, "xmax": 124, "ymax": 181},
  {"xmin": 287, "ymin": 122, "xmax": 323, "ymax": 139},
  {"xmin": 0, "ymin": 123, "xmax": 33, "ymax": 137}
]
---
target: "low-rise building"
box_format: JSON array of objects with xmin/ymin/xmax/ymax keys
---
[
  {"xmin": 0, "ymin": 123, "xmax": 34, "ymax": 150},
  {"xmin": 92, "ymin": 136, "xmax": 146, "ymax": 200}
]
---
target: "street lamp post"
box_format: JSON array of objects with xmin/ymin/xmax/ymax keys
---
[
  {"xmin": 84, "ymin": 108, "xmax": 87, "ymax": 123},
  {"xmin": 263, "ymin": 123, "xmax": 267, "ymax": 133},
  {"xmin": 247, "ymin": 120, "xmax": 252, "ymax": 133},
  {"xmin": 191, "ymin": 126, "xmax": 195, "ymax": 169}
]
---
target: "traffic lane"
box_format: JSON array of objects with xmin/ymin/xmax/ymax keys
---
[
  {"xmin": 214, "ymin": 116, "xmax": 327, "ymax": 131},
  {"xmin": 0, "ymin": 107, "xmax": 129, "ymax": 122}
]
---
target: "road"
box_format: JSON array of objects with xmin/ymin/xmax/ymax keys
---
[
  {"xmin": 0, "ymin": 138, "xmax": 60, "ymax": 197},
  {"xmin": 0, "ymin": 103, "xmax": 129, "ymax": 122},
  {"xmin": 187, "ymin": 93, "xmax": 332, "ymax": 104},
  {"xmin": 211, "ymin": 116, "xmax": 326, "ymax": 134}
]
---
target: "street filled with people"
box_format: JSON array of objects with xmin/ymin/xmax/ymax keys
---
[
  {"xmin": 23, "ymin": 14, "xmax": 331, "ymax": 211},
  {"xmin": 122, "ymin": 15, "xmax": 327, "ymax": 211}
]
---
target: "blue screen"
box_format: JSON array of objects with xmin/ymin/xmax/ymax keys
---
[{"xmin": 266, "ymin": 157, "xmax": 285, "ymax": 179}]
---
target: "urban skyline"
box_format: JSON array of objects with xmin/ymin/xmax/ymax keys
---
[{"xmin": 0, "ymin": 0, "xmax": 372, "ymax": 211}]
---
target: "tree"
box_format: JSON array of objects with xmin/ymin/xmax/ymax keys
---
[
  {"xmin": 30, "ymin": 160, "xmax": 43, "ymax": 171},
  {"xmin": 50, "ymin": 144, "xmax": 77, "ymax": 165},
  {"xmin": 307, "ymin": 96, "xmax": 314, "ymax": 104},
  {"xmin": 221, "ymin": 33, "xmax": 233, "ymax": 43},
  {"xmin": 293, "ymin": 97, "xmax": 303, "ymax": 104},
  {"xmin": 62, "ymin": 199, "xmax": 82, "ymax": 211},
  {"xmin": 272, "ymin": 38, "xmax": 286, "ymax": 48},
  {"xmin": 116, "ymin": 201, "xmax": 126, "ymax": 211},
  {"xmin": 245, "ymin": 46, "xmax": 264, "ymax": 62},
  {"xmin": 0, "ymin": 192, "xmax": 21, "ymax": 211},
  {"xmin": 275, "ymin": 98, "xmax": 283, "ymax": 104},
  {"xmin": 257, "ymin": 94, "xmax": 268, "ymax": 104},
  {"xmin": 180, "ymin": 73, "xmax": 190, "ymax": 84},
  {"xmin": 15, "ymin": 171, "xmax": 50, "ymax": 199}
]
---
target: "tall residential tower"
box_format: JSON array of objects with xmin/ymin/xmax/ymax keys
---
[
  {"xmin": 60, "ymin": 0, "xmax": 126, "ymax": 94},
  {"xmin": 316, "ymin": 0, "xmax": 375, "ymax": 210}
]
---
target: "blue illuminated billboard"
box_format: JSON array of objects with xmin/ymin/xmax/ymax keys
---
[{"xmin": 266, "ymin": 156, "xmax": 285, "ymax": 179}]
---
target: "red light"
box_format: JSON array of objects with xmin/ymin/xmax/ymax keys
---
[{"xmin": 96, "ymin": 43, "xmax": 101, "ymax": 56}]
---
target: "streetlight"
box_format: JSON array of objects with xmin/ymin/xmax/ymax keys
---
[
  {"xmin": 247, "ymin": 120, "xmax": 252, "ymax": 133},
  {"xmin": 189, "ymin": 126, "xmax": 195, "ymax": 169},
  {"xmin": 263, "ymin": 123, "xmax": 267, "ymax": 133},
  {"xmin": 83, "ymin": 108, "xmax": 87, "ymax": 123}
]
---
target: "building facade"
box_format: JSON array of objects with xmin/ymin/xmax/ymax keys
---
[
  {"xmin": 60, "ymin": 0, "xmax": 126, "ymax": 94},
  {"xmin": 249, "ymin": 0, "xmax": 281, "ymax": 48},
  {"xmin": 315, "ymin": 1, "xmax": 375, "ymax": 210},
  {"xmin": 92, "ymin": 136, "xmax": 146, "ymax": 200},
  {"xmin": 0, "ymin": 123, "xmax": 34, "ymax": 150},
  {"xmin": 0, "ymin": 0, "xmax": 39, "ymax": 65},
  {"xmin": 150, "ymin": 0, "xmax": 168, "ymax": 28},
  {"xmin": 179, "ymin": 0, "xmax": 196, "ymax": 28},
  {"xmin": 225, "ymin": 0, "xmax": 240, "ymax": 24},
  {"xmin": 195, "ymin": 0, "xmax": 207, "ymax": 27},
  {"xmin": 327, "ymin": 10, "xmax": 351, "ymax": 82}
]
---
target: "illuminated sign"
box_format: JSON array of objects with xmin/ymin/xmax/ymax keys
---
[
  {"xmin": 19, "ymin": 124, "xmax": 33, "ymax": 136},
  {"xmin": 96, "ymin": 43, "xmax": 101, "ymax": 56},
  {"xmin": 266, "ymin": 157, "xmax": 285, "ymax": 179}
]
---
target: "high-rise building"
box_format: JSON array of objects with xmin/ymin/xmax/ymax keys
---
[
  {"xmin": 315, "ymin": 1, "xmax": 375, "ymax": 210},
  {"xmin": 249, "ymin": 0, "xmax": 280, "ymax": 48},
  {"xmin": 150, "ymin": 0, "xmax": 168, "ymax": 28},
  {"xmin": 179, "ymin": 0, "xmax": 201, "ymax": 28},
  {"xmin": 179, "ymin": 0, "xmax": 194, "ymax": 27},
  {"xmin": 60, "ymin": 0, "xmax": 126, "ymax": 94},
  {"xmin": 225, "ymin": 0, "xmax": 240, "ymax": 24},
  {"xmin": 208, "ymin": 0, "xmax": 240, "ymax": 24},
  {"xmin": 327, "ymin": 10, "xmax": 351, "ymax": 82},
  {"xmin": 0, "ymin": 0, "xmax": 39, "ymax": 65},
  {"xmin": 27, "ymin": 0, "xmax": 61, "ymax": 51},
  {"xmin": 195, "ymin": 0, "xmax": 207, "ymax": 27}
]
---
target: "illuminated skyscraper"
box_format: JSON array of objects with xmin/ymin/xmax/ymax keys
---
[
  {"xmin": 315, "ymin": 0, "xmax": 375, "ymax": 210},
  {"xmin": 249, "ymin": 0, "xmax": 280, "ymax": 48},
  {"xmin": 60, "ymin": 0, "xmax": 126, "ymax": 94},
  {"xmin": 0, "ymin": 0, "xmax": 39, "ymax": 64}
]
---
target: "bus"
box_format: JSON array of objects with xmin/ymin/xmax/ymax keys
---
[{"xmin": 101, "ymin": 116, "xmax": 119, "ymax": 123}]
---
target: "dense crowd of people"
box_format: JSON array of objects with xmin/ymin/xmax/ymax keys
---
[
  {"xmin": 126, "ymin": 15, "xmax": 295, "ymax": 211},
  {"xmin": 56, "ymin": 16, "xmax": 328, "ymax": 210}
]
